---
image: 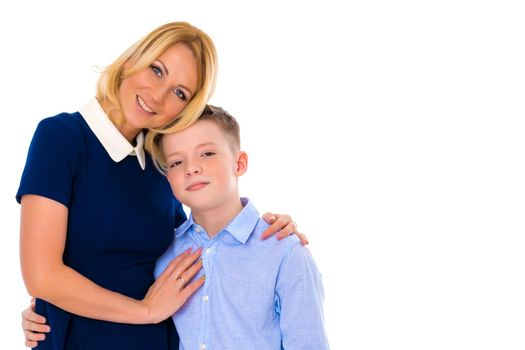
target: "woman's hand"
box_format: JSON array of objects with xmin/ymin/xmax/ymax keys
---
[
  {"xmin": 141, "ymin": 247, "xmax": 205, "ymax": 324},
  {"xmin": 21, "ymin": 298, "xmax": 50, "ymax": 348},
  {"xmin": 261, "ymin": 213, "xmax": 309, "ymax": 245}
]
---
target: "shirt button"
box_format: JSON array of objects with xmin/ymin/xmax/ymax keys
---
[
  {"xmin": 205, "ymin": 248, "xmax": 212, "ymax": 255},
  {"xmin": 195, "ymin": 226, "xmax": 202, "ymax": 232},
  {"xmin": 200, "ymin": 344, "xmax": 206, "ymax": 350},
  {"xmin": 202, "ymin": 295, "xmax": 209, "ymax": 302}
]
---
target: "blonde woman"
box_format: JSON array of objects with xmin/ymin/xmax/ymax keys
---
[{"xmin": 18, "ymin": 22, "xmax": 305, "ymax": 349}]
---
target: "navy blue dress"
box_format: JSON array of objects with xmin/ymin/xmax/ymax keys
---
[{"xmin": 17, "ymin": 111, "xmax": 186, "ymax": 349}]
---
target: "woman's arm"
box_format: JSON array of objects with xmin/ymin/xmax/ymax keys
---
[
  {"xmin": 20, "ymin": 194, "xmax": 203, "ymax": 325},
  {"xmin": 21, "ymin": 205, "xmax": 306, "ymax": 347}
]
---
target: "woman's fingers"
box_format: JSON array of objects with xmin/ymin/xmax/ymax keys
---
[
  {"xmin": 142, "ymin": 248, "xmax": 205, "ymax": 323},
  {"xmin": 22, "ymin": 305, "xmax": 47, "ymax": 325},
  {"xmin": 175, "ymin": 259, "xmax": 203, "ymax": 288},
  {"xmin": 22, "ymin": 317, "xmax": 50, "ymax": 333},
  {"xmin": 275, "ymin": 220, "xmax": 297, "ymax": 240},
  {"xmin": 261, "ymin": 212, "xmax": 277, "ymax": 225},
  {"xmin": 276, "ymin": 223, "xmax": 310, "ymax": 245},
  {"xmin": 25, "ymin": 339, "xmax": 39, "ymax": 348},
  {"xmin": 169, "ymin": 247, "xmax": 203, "ymax": 281},
  {"xmin": 261, "ymin": 213, "xmax": 291, "ymax": 239},
  {"xmin": 24, "ymin": 329, "xmax": 46, "ymax": 341},
  {"xmin": 161, "ymin": 248, "xmax": 194, "ymax": 278},
  {"xmin": 261, "ymin": 214, "xmax": 310, "ymax": 245},
  {"xmin": 21, "ymin": 301, "xmax": 48, "ymax": 348},
  {"xmin": 179, "ymin": 275, "xmax": 206, "ymax": 301},
  {"xmin": 295, "ymin": 230, "xmax": 310, "ymax": 246},
  {"xmin": 161, "ymin": 247, "xmax": 203, "ymax": 280}
]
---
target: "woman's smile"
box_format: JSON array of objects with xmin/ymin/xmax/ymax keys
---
[{"xmin": 136, "ymin": 95, "xmax": 155, "ymax": 114}]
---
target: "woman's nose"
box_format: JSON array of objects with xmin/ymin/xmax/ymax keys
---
[{"xmin": 151, "ymin": 83, "xmax": 171, "ymax": 104}]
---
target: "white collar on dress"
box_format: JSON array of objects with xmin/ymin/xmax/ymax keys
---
[{"xmin": 79, "ymin": 98, "xmax": 146, "ymax": 170}]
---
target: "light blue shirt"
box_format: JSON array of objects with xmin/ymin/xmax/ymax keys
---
[{"xmin": 154, "ymin": 198, "xmax": 329, "ymax": 350}]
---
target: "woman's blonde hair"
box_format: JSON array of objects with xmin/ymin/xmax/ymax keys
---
[{"xmin": 95, "ymin": 21, "xmax": 218, "ymax": 151}]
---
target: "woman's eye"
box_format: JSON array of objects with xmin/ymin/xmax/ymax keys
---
[
  {"xmin": 169, "ymin": 160, "xmax": 182, "ymax": 168},
  {"xmin": 151, "ymin": 65, "xmax": 162, "ymax": 77},
  {"xmin": 202, "ymin": 152, "xmax": 216, "ymax": 158},
  {"xmin": 173, "ymin": 89, "xmax": 187, "ymax": 101}
]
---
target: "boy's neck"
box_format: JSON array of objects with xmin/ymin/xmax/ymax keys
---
[{"xmin": 191, "ymin": 194, "xmax": 244, "ymax": 238}]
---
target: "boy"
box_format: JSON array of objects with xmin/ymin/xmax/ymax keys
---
[{"xmin": 153, "ymin": 105, "xmax": 329, "ymax": 349}]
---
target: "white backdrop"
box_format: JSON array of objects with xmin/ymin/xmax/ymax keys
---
[{"xmin": 1, "ymin": 0, "xmax": 524, "ymax": 349}]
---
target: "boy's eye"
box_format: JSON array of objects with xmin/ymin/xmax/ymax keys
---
[
  {"xmin": 169, "ymin": 160, "xmax": 182, "ymax": 168},
  {"xmin": 151, "ymin": 65, "xmax": 162, "ymax": 77},
  {"xmin": 202, "ymin": 152, "xmax": 216, "ymax": 158}
]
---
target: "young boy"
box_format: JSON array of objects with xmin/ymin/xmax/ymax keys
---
[{"xmin": 153, "ymin": 105, "xmax": 329, "ymax": 349}]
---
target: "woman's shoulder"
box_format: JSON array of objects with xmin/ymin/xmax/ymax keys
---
[
  {"xmin": 36, "ymin": 111, "xmax": 86, "ymax": 136},
  {"xmin": 30, "ymin": 112, "xmax": 89, "ymax": 158}
]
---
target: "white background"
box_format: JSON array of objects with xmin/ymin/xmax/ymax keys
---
[{"xmin": 1, "ymin": 0, "xmax": 524, "ymax": 349}]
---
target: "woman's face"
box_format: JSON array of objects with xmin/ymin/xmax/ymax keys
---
[{"xmin": 119, "ymin": 43, "xmax": 199, "ymax": 132}]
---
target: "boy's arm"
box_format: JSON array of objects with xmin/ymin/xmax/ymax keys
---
[{"xmin": 275, "ymin": 242, "xmax": 330, "ymax": 350}]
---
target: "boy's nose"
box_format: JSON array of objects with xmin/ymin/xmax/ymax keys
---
[{"xmin": 186, "ymin": 166, "xmax": 202, "ymax": 176}]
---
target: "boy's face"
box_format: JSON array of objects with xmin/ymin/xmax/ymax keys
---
[{"xmin": 162, "ymin": 120, "xmax": 247, "ymax": 211}]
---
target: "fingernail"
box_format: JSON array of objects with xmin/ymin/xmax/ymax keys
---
[
  {"xmin": 269, "ymin": 216, "xmax": 276, "ymax": 222},
  {"xmin": 201, "ymin": 275, "xmax": 206, "ymax": 281},
  {"xmin": 184, "ymin": 248, "xmax": 192, "ymax": 254},
  {"xmin": 195, "ymin": 247, "xmax": 203, "ymax": 254}
]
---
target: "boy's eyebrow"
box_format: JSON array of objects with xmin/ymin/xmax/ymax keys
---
[
  {"xmin": 156, "ymin": 59, "xmax": 194, "ymax": 97},
  {"xmin": 164, "ymin": 142, "xmax": 218, "ymax": 158},
  {"xmin": 196, "ymin": 142, "xmax": 218, "ymax": 148}
]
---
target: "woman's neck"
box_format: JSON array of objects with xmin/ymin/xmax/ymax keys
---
[{"xmin": 98, "ymin": 97, "xmax": 140, "ymax": 142}]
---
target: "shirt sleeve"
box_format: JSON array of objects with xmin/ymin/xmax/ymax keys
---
[
  {"xmin": 275, "ymin": 243, "xmax": 330, "ymax": 350},
  {"xmin": 16, "ymin": 116, "xmax": 81, "ymax": 207}
]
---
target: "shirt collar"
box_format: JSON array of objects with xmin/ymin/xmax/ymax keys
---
[
  {"xmin": 79, "ymin": 98, "xmax": 146, "ymax": 170},
  {"xmin": 175, "ymin": 198, "xmax": 260, "ymax": 244}
]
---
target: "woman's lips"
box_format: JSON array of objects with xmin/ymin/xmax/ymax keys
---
[{"xmin": 136, "ymin": 95, "xmax": 155, "ymax": 114}]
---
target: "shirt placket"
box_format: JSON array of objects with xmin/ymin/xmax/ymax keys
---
[{"xmin": 197, "ymin": 229, "xmax": 218, "ymax": 350}]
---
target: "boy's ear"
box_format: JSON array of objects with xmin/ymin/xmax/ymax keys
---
[{"xmin": 235, "ymin": 151, "xmax": 248, "ymax": 176}]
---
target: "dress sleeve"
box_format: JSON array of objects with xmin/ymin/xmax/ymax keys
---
[
  {"xmin": 173, "ymin": 197, "xmax": 188, "ymax": 228},
  {"xmin": 16, "ymin": 116, "xmax": 81, "ymax": 207},
  {"xmin": 275, "ymin": 243, "xmax": 330, "ymax": 350}
]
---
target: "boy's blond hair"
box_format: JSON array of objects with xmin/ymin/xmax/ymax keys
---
[{"xmin": 149, "ymin": 105, "xmax": 240, "ymax": 175}]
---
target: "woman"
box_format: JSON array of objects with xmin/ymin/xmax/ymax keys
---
[{"xmin": 18, "ymin": 22, "xmax": 304, "ymax": 349}]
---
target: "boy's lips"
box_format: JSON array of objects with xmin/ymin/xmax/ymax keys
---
[{"xmin": 186, "ymin": 181, "xmax": 210, "ymax": 191}]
